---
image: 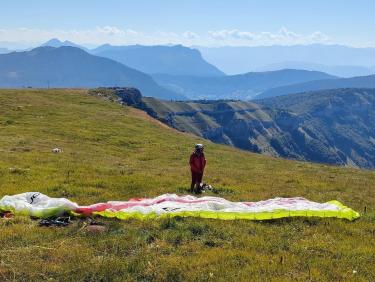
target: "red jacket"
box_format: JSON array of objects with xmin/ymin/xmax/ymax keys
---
[{"xmin": 189, "ymin": 152, "xmax": 206, "ymax": 173}]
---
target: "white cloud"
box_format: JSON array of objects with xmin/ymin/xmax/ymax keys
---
[
  {"xmin": 155, "ymin": 31, "xmax": 179, "ymax": 38},
  {"xmin": 233, "ymin": 31, "xmax": 255, "ymax": 40},
  {"xmin": 260, "ymin": 32, "xmax": 277, "ymax": 40},
  {"xmin": 309, "ymin": 31, "xmax": 330, "ymax": 42},
  {"xmin": 208, "ymin": 27, "xmax": 331, "ymax": 45},
  {"xmin": 0, "ymin": 26, "xmax": 151, "ymax": 46},
  {"xmin": 278, "ymin": 27, "xmax": 300, "ymax": 39},
  {"xmin": 209, "ymin": 29, "xmax": 255, "ymax": 41},
  {"xmin": 96, "ymin": 26, "xmax": 126, "ymax": 36},
  {"xmin": 0, "ymin": 26, "xmax": 331, "ymax": 48},
  {"xmin": 94, "ymin": 26, "xmax": 141, "ymax": 38},
  {"xmin": 182, "ymin": 31, "xmax": 198, "ymax": 39}
]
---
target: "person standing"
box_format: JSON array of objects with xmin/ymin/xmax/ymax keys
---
[{"xmin": 189, "ymin": 144, "xmax": 206, "ymax": 193}]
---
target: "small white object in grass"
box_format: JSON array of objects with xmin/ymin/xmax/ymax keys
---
[
  {"xmin": 52, "ymin": 148, "xmax": 62, "ymax": 153},
  {"xmin": 353, "ymin": 270, "xmax": 357, "ymax": 274}
]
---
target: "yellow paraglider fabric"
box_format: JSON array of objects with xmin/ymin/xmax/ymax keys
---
[
  {"xmin": 93, "ymin": 200, "xmax": 359, "ymax": 221},
  {"xmin": 0, "ymin": 193, "xmax": 360, "ymax": 221}
]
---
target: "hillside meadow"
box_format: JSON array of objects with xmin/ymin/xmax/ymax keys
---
[{"xmin": 0, "ymin": 89, "xmax": 374, "ymax": 281}]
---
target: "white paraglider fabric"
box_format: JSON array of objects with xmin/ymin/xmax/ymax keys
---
[
  {"xmin": 79, "ymin": 194, "xmax": 339, "ymax": 214},
  {"xmin": 0, "ymin": 193, "xmax": 359, "ymax": 220},
  {"xmin": 0, "ymin": 192, "xmax": 78, "ymax": 217},
  {"xmin": 76, "ymin": 194, "xmax": 359, "ymax": 220}
]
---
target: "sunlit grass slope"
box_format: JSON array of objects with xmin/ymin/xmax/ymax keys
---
[{"xmin": 0, "ymin": 89, "xmax": 374, "ymax": 281}]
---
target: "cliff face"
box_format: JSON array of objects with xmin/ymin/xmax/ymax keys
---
[{"xmin": 114, "ymin": 87, "xmax": 375, "ymax": 169}]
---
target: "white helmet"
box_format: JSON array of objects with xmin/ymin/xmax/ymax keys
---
[{"xmin": 195, "ymin": 144, "xmax": 204, "ymax": 150}]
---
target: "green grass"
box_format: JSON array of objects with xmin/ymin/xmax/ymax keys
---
[{"xmin": 0, "ymin": 89, "xmax": 374, "ymax": 281}]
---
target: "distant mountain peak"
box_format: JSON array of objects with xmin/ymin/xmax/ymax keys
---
[
  {"xmin": 41, "ymin": 38, "xmax": 87, "ymax": 50},
  {"xmin": 91, "ymin": 44, "xmax": 225, "ymax": 76},
  {"xmin": 0, "ymin": 46, "xmax": 182, "ymax": 99},
  {"xmin": 42, "ymin": 38, "xmax": 67, "ymax": 46},
  {"xmin": 43, "ymin": 38, "xmax": 62, "ymax": 44}
]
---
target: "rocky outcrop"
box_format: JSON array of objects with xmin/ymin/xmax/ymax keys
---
[{"xmin": 114, "ymin": 87, "xmax": 143, "ymax": 106}]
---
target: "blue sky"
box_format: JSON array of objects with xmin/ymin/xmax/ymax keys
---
[{"xmin": 1, "ymin": 0, "xmax": 374, "ymax": 47}]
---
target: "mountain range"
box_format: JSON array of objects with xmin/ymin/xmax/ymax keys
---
[
  {"xmin": 257, "ymin": 74, "xmax": 375, "ymax": 99},
  {"xmin": 2, "ymin": 39, "xmax": 357, "ymax": 101},
  {"xmin": 42, "ymin": 39, "xmax": 226, "ymax": 76},
  {"xmin": 91, "ymin": 44, "xmax": 224, "ymax": 76},
  {"xmin": 0, "ymin": 46, "xmax": 182, "ymax": 99},
  {"xmin": 256, "ymin": 61, "xmax": 375, "ymax": 78},
  {"xmin": 197, "ymin": 44, "xmax": 375, "ymax": 76},
  {"xmin": 34, "ymin": 39, "xmax": 375, "ymax": 78},
  {"xmin": 4, "ymin": 39, "xmax": 375, "ymax": 79},
  {"xmin": 2, "ymin": 41, "xmax": 375, "ymax": 102},
  {"xmin": 42, "ymin": 38, "xmax": 89, "ymax": 51},
  {"xmin": 117, "ymin": 87, "xmax": 375, "ymax": 169},
  {"xmin": 152, "ymin": 70, "xmax": 336, "ymax": 100}
]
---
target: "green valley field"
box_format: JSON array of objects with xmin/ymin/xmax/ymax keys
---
[{"xmin": 0, "ymin": 89, "xmax": 374, "ymax": 281}]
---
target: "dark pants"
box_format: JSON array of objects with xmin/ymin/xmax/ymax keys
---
[{"xmin": 191, "ymin": 171, "xmax": 203, "ymax": 192}]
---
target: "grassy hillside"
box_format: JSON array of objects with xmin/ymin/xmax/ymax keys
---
[{"xmin": 0, "ymin": 89, "xmax": 374, "ymax": 281}]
